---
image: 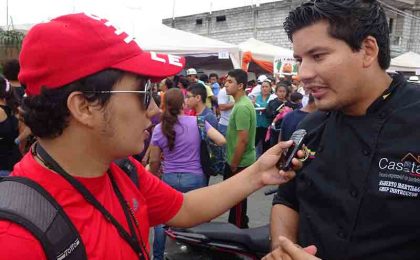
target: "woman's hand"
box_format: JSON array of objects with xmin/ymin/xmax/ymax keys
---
[{"xmin": 252, "ymin": 140, "xmax": 304, "ymax": 187}]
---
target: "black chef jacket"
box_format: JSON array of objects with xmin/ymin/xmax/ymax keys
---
[{"xmin": 273, "ymin": 74, "xmax": 420, "ymax": 260}]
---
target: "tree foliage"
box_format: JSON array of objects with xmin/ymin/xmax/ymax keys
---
[{"xmin": 0, "ymin": 28, "xmax": 24, "ymax": 47}]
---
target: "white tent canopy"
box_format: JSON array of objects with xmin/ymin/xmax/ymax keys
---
[
  {"xmin": 238, "ymin": 38, "xmax": 293, "ymax": 61},
  {"xmin": 134, "ymin": 24, "xmax": 241, "ymax": 69},
  {"xmin": 390, "ymin": 51, "xmax": 420, "ymax": 73},
  {"xmin": 9, "ymin": 20, "xmax": 241, "ymax": 70}
]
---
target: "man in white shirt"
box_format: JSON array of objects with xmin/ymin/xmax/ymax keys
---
[{"xmin": 217, "ymin": 84, "xmax": 234, "ymax": 136}]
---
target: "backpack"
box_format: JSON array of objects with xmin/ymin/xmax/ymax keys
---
[
  {"xmin": 0, "ymin": 158, "xmax": 139, "ymax": 260},
  {"xmin": 197, "ymin": 116, "xmax": 224, "ymax": 176}
]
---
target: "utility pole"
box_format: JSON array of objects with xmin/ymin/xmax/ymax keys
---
[
  {"xmin": 171, "ymin": 0, "xmax": 176, "ymax": 28},
  {"xmin": 207, "ymin": 1, "xmax": 213, "ymax": 36},
  {"xmin": 252, "ymin": 3, "xmax": 258, "ymax": 39},
  {"xmin": 6, "ymin": 0, "xmax": 9, "ymax": 28}
]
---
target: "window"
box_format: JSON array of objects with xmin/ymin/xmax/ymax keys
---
[
  {"xmin": 196, "ymin": 18, "xmax": 203, "ymax": 25},
  {"xmin": 216, "ymin": 15, "xmax": 226, "ymax": 22},
  {"xmin": 389, "ymin": 18, "xmax": 394, "ymax": 34}
]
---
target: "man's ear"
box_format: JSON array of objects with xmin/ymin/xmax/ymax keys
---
[
  {"xmin": 66, "ymin": 91, "xmax": 96, "ymax": 127},
  {"xmin": 361, "ymin": 36, "xmax": 379, "ymax": 68},
  {"xmin": 195, "ymin": 94, "xmax": 202, "ymax": 103}
]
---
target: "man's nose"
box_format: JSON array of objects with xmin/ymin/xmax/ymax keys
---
[{"xmin": 298, "ymin": 59, "xmax": 316, "ymax": 84}]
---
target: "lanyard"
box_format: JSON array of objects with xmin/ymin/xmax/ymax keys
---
[{"xmin": 33, "ymin": 143, "xmax": 148, "ymax": 260}]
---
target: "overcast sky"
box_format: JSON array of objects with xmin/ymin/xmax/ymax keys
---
[{"xmin": 0, "ymin": 0, "xmax": 276, "ymax": 29}]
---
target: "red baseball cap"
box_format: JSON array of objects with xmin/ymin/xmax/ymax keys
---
[{"xmin": 19, "ymin": 13, "xmax": 185, "ymax": 96}]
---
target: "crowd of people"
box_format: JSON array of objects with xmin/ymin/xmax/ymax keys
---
[
  {"xmin": 121, "ymin": 67, "xmax": 309, "ymax": 259},
  {"xmin": 0, "ymin": 11, "xmax": 302, "ymax": 260},
  {"xmin": 0, "ymin": 0, "xmax": 419, "ymax": 259},
  {"xmin": 0, "ymin": 41, "xmax": 309, "ymax": 260}
]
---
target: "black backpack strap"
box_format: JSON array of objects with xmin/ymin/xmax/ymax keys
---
[
  {"xmin": 0, "ymin": 176, "xmax": 87, "ymax": 260},
  {"xmin": 114, "ymin": 158, "xmax": 139, "ymax": 188}
]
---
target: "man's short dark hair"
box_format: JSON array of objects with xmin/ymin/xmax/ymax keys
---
[
  {"xmin": 21, "ymin": 69, "xmax": 132, "ymax": 139},
  {"xmin": 228, "ymin": 69, "xmax": 248, "ymax": 87},
  {"xmin": 187, "ymin": 83, "xmax": 207, "ymax": 103},
  {"xmin": 199, "ymin": 74, "xmax": 209, "ymax": 83},
  {"xmin": 209, "ymin": 73, "xmax": 218, "ymax": 79},
  {"xmin": 2, "ymin": 59, "xmax": 20, "ymax": 81},
  {"xmin": 284, "ymin": 0, "xmax": 390, "ymax": 70},
  {"xmin": 247, "ymin": 80, "xmax": 256, "ymax": 87},
  {"xmin": 178, "ymin": 77, "xmax": 189, "ymax": 89}
]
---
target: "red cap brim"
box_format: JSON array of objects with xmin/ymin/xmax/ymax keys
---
[{"xmin": 111, "ymin": 51, "xmax": 185, "ymax": 82}]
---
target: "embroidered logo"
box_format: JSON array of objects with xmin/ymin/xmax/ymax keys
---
[
  {"xmin": 57, "ymin": 238, "xmax": 80, "ymax": 260},
  {"xmin": 378, "ymin": 153, "xmax": 420, "ymax": 197},
  {"xmin": 379, "ymin": 153, "xmax": 420, "ymax": 176}
]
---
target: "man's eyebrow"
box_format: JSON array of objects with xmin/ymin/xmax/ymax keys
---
[{"xmin": 294, "ymin": 47, "xmax": 331, "ymax": 59}]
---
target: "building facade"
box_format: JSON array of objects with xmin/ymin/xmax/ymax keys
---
[{"xmin": 163, "ymin": 0, "xmax": 420, "ymax": 57}]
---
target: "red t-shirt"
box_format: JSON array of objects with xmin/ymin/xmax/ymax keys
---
[{"xmin": 0, "ymin": 153, "xmax": 183, "ymax": 259}]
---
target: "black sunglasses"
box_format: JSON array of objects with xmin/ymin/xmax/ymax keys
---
[{"xmin": 84, "ymin": 79, "xmax": 152, "ymax": 109}]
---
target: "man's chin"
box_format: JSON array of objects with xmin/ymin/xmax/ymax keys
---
[{"xmin": 314, "ymin": 100, "xmax": 335, "ymax": 111}]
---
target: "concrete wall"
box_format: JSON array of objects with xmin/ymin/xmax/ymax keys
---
[
  {"xmin": 163, "ymin": 0, "xmax": 420, "ymax": 57},
  {"xmin": 164, "ymin": 0, "xmax": 295, "ymax": 49},
  {"xmin": 411, "ymin": 1, "xmax": 420, "ymax": 53}
]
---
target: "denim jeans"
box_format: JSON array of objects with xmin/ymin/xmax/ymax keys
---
[
  {"xmin": 153, "ymin": 172, "xmax": 207, "ymax": 260},
  {"xmin": 217, "ymin": 124, "xmax": 228, "ymax": 175}
]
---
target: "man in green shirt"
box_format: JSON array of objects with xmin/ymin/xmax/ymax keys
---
[{"xmin": 224, "ymin": 69, "xmax": 256, "ymax": 228}]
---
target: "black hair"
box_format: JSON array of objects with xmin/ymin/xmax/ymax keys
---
[
  {"xmin": 178, "ymin": 78, "xmax": 189, "ymax": 89},
  {"xmin": 209, "ymin": 73, "xmax": 219, "ymax": 79},
  {"xmin": 187, "ymin": 83, "xmax": 207, "ymax": 103},
  {"xmin": 247, "ymin": 80, "xmax": 256, "ymax": 87},
  {"xmin": 2, "ymin": 59, "xmax": 20, "ymax": 81},
  {"xmin": 0, "ymin": 75, "xmax": 21, "ymax": 115},
  {"xmin": 228, "ymin": 69, "xmax": 248, "ymax": 87},
  {"xmin": 21, "ymin": 69, "xmax": 137, "ymax": 139},
  {"xmin": 0, "ymin": 75, "xmax": 11, "ymax": 99},
  {"xmin": 275, "ymin": 82, "xmax": 291, "ymax": 96},
  {"xmin": 164, "ymin": 78, "xmax": 174, "ymax": 89},
  {"xmin": 152, "ymin": 92, "xmax": 161, "ymax": 108},
  {"xmin": 199, "ymin": 73, "xmax": 209, "ymax": 83},
  {"xmin": 280, "ymin": 79, "xmax": 292, "ymax": 87},
  {"xmin": 290, "ymin": 92, "xmax": 303, "ymax": 102},
  {"xmin": 172, "ymin": 75, "xmax": 180, "ymax": 90},
  {"xmin": 284, "ymin": 0, "xmax": 390, "ymax": 70}
]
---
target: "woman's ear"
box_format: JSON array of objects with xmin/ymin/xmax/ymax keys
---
[{"xmin": 66, "ymin": 92, "xmax": 96, "ymax": 127}]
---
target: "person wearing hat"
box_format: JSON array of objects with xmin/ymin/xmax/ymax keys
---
[
  {"xmin": 248, "ymin": 74, "xmax": 269, "ymax": 100},
  {"xmin": 0, "ymin": 13, "xmax": 302, "ymax": 260},
  {"xmin": 186, "ymin": 68, "xmax": 214, "ymax": 109}
]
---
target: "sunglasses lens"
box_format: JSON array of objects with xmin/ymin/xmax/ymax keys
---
[{"xmin": 144, "ymin": 80, "xmax": 151, "ymax": 109}]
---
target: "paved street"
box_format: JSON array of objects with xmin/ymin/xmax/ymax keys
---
[
  {"xmin": 149, "ymin": 174, "xmax": 278, "ymax": 256},
  {"xmin": 209, "ymin": 175, "xmax": 277, "ymax": 228}
]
